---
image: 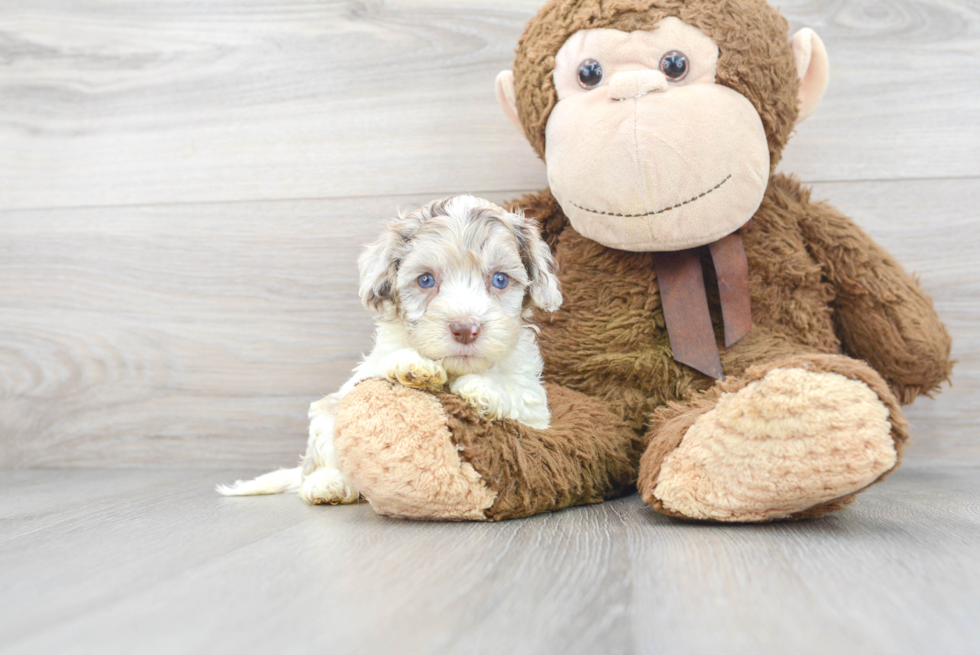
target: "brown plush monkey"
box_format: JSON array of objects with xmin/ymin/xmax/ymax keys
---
[{"xmin": 333, "ymin": 0, "xmax": 952, "ymax": 522}]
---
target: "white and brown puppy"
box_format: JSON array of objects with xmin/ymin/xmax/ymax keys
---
[{"xmin": 218, "ymin": 195, "xmax": 562, "ymax": 504}]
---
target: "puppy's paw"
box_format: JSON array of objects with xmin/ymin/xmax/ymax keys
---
[
  {"xmin": 300, "ymin": 468, "xmax": 359, "ymax": 505},
  {"xmin": 384, "ymin": 352, "xmax": 448, "ymax": 391},
  {"xmin": 451, "ymin": 374, "xmax": 508, "ymax": 420},
  {"xmin": 517, "ymin": 407, "xmax": 550, "ymax": 430},
  {"xmin": 517, "ymin": 386, "xmax": 551, "ymax": 429}
]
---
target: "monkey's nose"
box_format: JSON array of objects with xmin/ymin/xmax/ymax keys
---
[
  {"xmin": 450, "ymin": 321, "xmax": 480, "ymax": 345},
  {"xmin": 609, "ymin": 70, "xmax": 668, "ymax": 100}
]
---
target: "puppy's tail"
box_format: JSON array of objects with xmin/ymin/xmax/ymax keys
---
[{"xmin": 216, "ymin": 467, "xmax": 302, "ymax": 496}]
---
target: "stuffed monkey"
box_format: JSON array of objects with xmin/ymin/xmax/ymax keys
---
[{"xmin": 333, "ymin": 0, "xmax": 952, "ymax": 522}]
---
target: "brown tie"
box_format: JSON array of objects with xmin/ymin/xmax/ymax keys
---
[{"xmin": 652, "ymin": 231, "xmax": 752, "ymax": 380}]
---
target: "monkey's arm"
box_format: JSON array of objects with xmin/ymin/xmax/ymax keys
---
[
  {"xmin": 333, "ymin": 379, "xmax": 642, "ymax": 521},
  {"xmin": 796, "ymin": 185, "xmax": 952, "ymax": 403}
]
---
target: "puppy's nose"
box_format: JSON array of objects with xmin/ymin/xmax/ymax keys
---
[{"xmin": 450, "ymin": 321, "xmax": 480, "ymax": 345}]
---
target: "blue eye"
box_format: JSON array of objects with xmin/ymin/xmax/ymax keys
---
[
  {"xmin": 491, "ymin": 273, "xmax": 509, "ymax": 289},
  {"xmin": 417, "ymin": 273, "xmax": 436, "ymax": 289}
]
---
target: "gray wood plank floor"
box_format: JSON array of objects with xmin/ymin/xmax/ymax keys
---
[{"xmin": 1, "ymin": 465, "xmax": 979, "ymax": 655}]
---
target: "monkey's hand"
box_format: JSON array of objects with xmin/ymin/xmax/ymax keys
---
[
  {"xmin": 794, "ymin": 177, "xmax": 953, "ymax": 402},
  {"xmin": 381, "ymin": 349, "xmax": 448, "ymax": 391}
]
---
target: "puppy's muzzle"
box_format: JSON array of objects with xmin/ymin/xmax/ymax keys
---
[{"xmin": 450, "ymin": 321, "xmax": 480, "ymax": 345}]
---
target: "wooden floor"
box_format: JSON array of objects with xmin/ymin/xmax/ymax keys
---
[
  {"xmin": 2, "ymin": 1, "xmax": 979, "ymax": 653},
  {"xmin": 2, "ymin": 463, "xmax": 979, "ymax": 655}
]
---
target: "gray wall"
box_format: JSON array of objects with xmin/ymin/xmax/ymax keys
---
[{"xmin": 1, "ymin": 0, "xmax": 977, "ymax": 468}]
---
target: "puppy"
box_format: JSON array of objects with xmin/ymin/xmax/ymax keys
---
[{"xmin": 217, "ymin": 195, "xmax": 562, "ymax": 504}]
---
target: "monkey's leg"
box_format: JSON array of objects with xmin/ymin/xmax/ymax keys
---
[
  {"xmin": 333, "ymin": 379, "xmax": 642, "ymax": 521},
  {"xmin": 638, "ymin": 354, "xmax": 909, "ymax": 522}
]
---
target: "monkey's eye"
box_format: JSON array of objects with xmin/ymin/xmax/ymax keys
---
[
  {"xmin": 491, "ymin": 273, "xmax": 509, "ymax": 290},
  {"xmin": 660, "ymin": 51, "xmax": 689, "ymax": 81},
  {"xmin": 577, "ymin": 59, "xmax": 603, "ymax": 89},
  {"xmin": 417, "ymin": 273, "xmax": 437, "ymax": 289}
]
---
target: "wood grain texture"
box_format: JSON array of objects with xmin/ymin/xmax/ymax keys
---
[
  {"xmin": 2, "ymin": 179, "xmax": 977, "ymax": 468},
  {"xmin": 0, "ymin": 0, "xmax": 978, "ymax": 211},
  {"xmin": 0, "ymin": 194, "xmax": 398, "ymax": 468},
  {"xmin": 0, "ymin": 466, "xmax": 978, "ymax": 654}
]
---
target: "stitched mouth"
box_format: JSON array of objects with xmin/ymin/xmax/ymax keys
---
[{"xmin": 569, "ymin": 174, "xmax": 732, "ymax": 219}]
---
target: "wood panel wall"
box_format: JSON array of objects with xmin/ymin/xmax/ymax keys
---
[{"xmin": 1, "ymin": 0, "xmax": 977, "ymax": 467}]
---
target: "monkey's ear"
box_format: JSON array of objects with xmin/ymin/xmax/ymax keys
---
[
  {"xmin": 790, "ymin": 28, "xmax": 829, "ymax": 123},
  {"xmin": 495, "ymin": 70, "xmax": 524, "ymax": 134}
]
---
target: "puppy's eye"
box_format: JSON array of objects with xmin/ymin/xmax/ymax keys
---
[
  {"xmin": 660, "ymin": 51, "xmax": 689, "ymax": 81},
  {"xmin": 417, "ymin": 273, "xmax": 436, "ymax": 289},
  {"xmin": 577, "ymin": 59, "xmax": 603, "ymax": 89},
  {"xmin": 491, "ymin": 273, "xmax": 509, "ymax": 289}
]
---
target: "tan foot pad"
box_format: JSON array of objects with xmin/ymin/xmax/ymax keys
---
[{"xmin": 654, "ymin": 368, "xmax": 897, "ymax": 522}]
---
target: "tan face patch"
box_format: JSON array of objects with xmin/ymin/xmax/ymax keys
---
[{"xmin": 546, "ymin": 18, "xmax": 770, "ymax": 252}]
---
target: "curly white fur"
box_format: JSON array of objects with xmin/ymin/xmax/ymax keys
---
[{"xmin": 218, "ymin": 195, "xmax": 561, "ymax": 504}]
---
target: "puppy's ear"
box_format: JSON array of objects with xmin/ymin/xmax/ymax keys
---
[
  {"xmin": 510, "ymin": 211, "xmax": 562, "ymax": 313},
  {"xmin": 358, "ymin": 215, "xmax": 411, "ymax": 314}
]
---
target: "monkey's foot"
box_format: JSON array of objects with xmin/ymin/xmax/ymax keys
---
[{"xmin": 638, "ymin": 355, "xmax": 908, "ymax": 522}]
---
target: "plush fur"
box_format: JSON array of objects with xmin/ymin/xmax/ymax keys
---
[
  {"xmin": 522, "ymin": 174, "xmax": 952, "ymax": 433},
  {"xmin": 326, "ymin": 0, "xmax": 952, "ymax": 522}
]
